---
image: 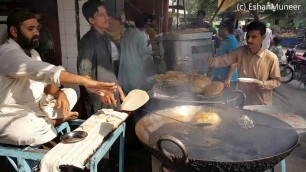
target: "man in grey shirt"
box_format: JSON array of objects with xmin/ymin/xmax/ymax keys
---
[{"xmin": 77, "ymin": 0, "xmax": 125, "ymax": 118}]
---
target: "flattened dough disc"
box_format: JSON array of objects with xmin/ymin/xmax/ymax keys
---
[{"xmin": 121, "ymin": 89, "xmax": 149, "ymax": 111}]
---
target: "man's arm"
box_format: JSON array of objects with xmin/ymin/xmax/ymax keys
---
[
  {"xmin": 224, "ymin": 63, "xmax": 237, "ymax": 87},
  {"xmin": 255, "ymin": 58, "xmax": 281, "ymax": 89},
  {"xmin": 77, "ymin": 40, "xmax": 94, "ymax": 77},
  {"xmin": 59, "ymin": 71, "xmax": 118, "ymax": 106},
  {"xmin": 207, "ymin": 50, "xmax": 239, "ymax": 68}
]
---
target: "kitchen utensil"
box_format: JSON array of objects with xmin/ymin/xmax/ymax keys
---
[
  {"xmin": 135, "ymin": 105, "xmax": 298, "ymax": 172},
  {"xmin": 237, "ymin": 78, "xmax": 257, "ymax": 83},
  {"xmin": 60, "ymin": 131, "xmax": 88, "ymax": 143}
]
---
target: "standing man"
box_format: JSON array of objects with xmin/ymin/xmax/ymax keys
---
[
  {"xmin": 0, "ymin": 9, "xmax": 117, "ymax": 146},
  {"xmin": 77, "ymin": 0, "xmax": 125, "ymax": 118},
  {"xmin": 118, "ymin": 14, "xmax": 156, "ymax": 93},
  {"xmin": 235, "ymin": 25, "xmax": 244, "ymax": 45},
  {"xmin": 207, "ymin": 21, "xmax": 281, "ymax": 105},
  {"xmin": 188, "ymin": 10, "xmax": 211, "ymax": 28},
  {"xmin": 262, "ymin": 22, "xmax": 273, "ymax": 49},
  {"xmin": 209, "ymin": 20, "xmax": 240, "ymax": 90}
]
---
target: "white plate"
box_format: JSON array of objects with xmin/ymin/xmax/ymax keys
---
[{"xmin": 238, "ymin": 78, "xmax": 256, "ymax": 83}]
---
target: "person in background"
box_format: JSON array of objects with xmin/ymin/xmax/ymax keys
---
[
  {"xmin": 0, "ymin": 9, "xmax": 117, "ymax": 146},
  {"xmin": 118, "ymin": 14, "xmax": 156, "ymax": 93},
  {"xmin": 118, "ymin": 15, "xmax": 158, "ymax": 171},
  {"xmin": 242, "ymin": 25, "xmax": 247, "ymax": 45},
  {"xmin": 110, "ymin": 40, "xmax": 120, "ymax": 76},
  {"xmin": 269, "ymin": 36, "xmax": 283, "ymax": 62},
  {"xmin": 188, "ymin": 10, "xmax": 211, "ymax": 28},
  {"xmin": 105, "ymin": 16, "xmax": 125, "ymax": 77},
  {"xmin": 77, "ymin": 0, "xmax": 125, "ymax": 119},
  {"xmin": 235, "ymin": 25, "xmax": 244, "ymax": 45},
  {"xmin": 262, "ymin": 22, "xmax": 273, "ymax": 49},
  {"xmin": 144, "ymin": 13, "xmax": 160, "ymax": 56},
  {"xmin": 209, "ymin": 20, "xmax": 240, "ymax": 91},
  {"xmin": 207, "ymin": 21, "xmax": 281, "ymax": 105}
]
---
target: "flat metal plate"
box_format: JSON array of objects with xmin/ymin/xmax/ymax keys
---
[{"xmin": 60, "ymin": 131, "xmax": 88, "ymax": 143}]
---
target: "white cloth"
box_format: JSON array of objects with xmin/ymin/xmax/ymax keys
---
[
  {"xmin": 110, "ymin": 41, "xmax": 119, "ymax": 61},
  {"xmin": 0, "ymin": 39, "xmax": 64, "ymax": 104},
  {"xmin": 262, "ymin": 28, "xmax": 273, "ymax": 49},
  {"xmin": 39, "ymin": 88, "xmax": 77, "ymax": 119},
  {"xmin": 0, "ymin": 39, "xmax": 72, "ymax": 146},
  {"xmin": 40, "ymin": 109, "xmax": 128, "ymax": 172},
  {"xmin": 0, "ymin": 88, "xmax": 77, "ymax": 146}
]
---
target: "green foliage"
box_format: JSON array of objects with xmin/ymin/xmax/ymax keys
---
[{"xmin": 177, "ymin": 0, "xmax": 305, "ymax": 27}]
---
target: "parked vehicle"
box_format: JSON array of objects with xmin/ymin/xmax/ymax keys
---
[{"xmin": 280, "ymin": 45, "xmax": 306, "ymax": 85}]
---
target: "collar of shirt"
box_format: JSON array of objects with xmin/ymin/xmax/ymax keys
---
[
  {"xmin": 7, "ymin": 38, "xmax": 22, "ymax": 49},
  {"xmin": 246, "ymin": 46, "xmax": 266, "ymax": 59},
  {"xmin": 90, "ymin": 26, "xmax": 107, "ymax": 40},
  {"xmin": 7, "ymin": 38, "xmax": 36, "ymax": 57}
]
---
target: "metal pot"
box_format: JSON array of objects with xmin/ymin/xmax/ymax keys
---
[
  {"xmin": 135, "ymin": 105, "xmax": 298, "ymax": 172},
  {"xmin": 161, "ymin": 32, "xmax": 213, "ymax": 74}
]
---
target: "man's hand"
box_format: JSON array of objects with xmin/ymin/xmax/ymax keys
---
[
  {"xmin": 83, "ymin": 79, "xmax": 118, "ymax": 106},
  {"xmin": 254, "ymin": 79, "xmax": 264, "ymax": 87},
  {"xmin": 44, "ymin": 84, "xmax": 71, "ymax": 115},
  {"xmin": 54, "ymin": 91, "xmax": 70, "ymax": 115},
  {"xmin": 117, "ymin": 86, "xmax": 126, "ymax": 102},
  {"xmin": 100, "ymin": 91, "xmax": 118, "ymax": 107},
  {"xmin": 224, "ymin": 78, "xmax": 231, "ymax": 87},
  {"xmin": 206, "ymin": 57, "xmax": 214, "ymax": 67}
]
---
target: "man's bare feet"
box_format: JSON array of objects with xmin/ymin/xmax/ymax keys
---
[
  {"xmin": 63, "ymin": 111, "xmax": 79, "ymax": 122},
  {"xmin": 52, "ymin": 111, "xmax": 79, "ymax": 126}
]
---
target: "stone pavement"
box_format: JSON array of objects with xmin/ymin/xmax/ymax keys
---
[{"xmin": 268, "ymin": 47, "xmax": 306, "ymax": 172}]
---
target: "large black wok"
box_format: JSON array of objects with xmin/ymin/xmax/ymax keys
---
[{"xmin": 135, "ymin": 105, "xmax": 299, "ymax": 172}]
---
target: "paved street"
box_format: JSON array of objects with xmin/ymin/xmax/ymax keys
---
[
  {"xmin": 270, "ymin": 80, "xmax": 306, "ymax": 172},
  {"xmin": 265, "ymin": 47, "xmax": 306, "ymax": 172}
]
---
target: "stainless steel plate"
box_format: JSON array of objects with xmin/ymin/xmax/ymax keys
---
[{"xmin": 60, "ymin": 131, "xmax": 88, "ymax": 143}]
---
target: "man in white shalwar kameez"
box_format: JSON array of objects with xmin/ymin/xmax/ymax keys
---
[{"xmin": 0, "ymin": 9, "xmax": 118, "ymax": 146}]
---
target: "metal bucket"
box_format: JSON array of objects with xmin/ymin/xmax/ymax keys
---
[{"xmin": 161, "ymin": 32, "xmax": 213, "ymax": 74}]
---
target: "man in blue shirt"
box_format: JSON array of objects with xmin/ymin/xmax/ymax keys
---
[{"xmin": 209, "ymin": 20, "xmax": 240, "ymax": 89}]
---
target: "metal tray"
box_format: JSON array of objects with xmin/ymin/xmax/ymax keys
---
[{"xmin": 60, "ymin": 131, "xmax": 88, "ymax": 143}]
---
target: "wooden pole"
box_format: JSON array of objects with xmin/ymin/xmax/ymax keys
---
[
  {"xmin": 209, "ymin": 0, "xmax": 226, "ymax": 25},
  {"xmin": 162, "ymin": 0, "xmax": 169, "ymax": 32}
]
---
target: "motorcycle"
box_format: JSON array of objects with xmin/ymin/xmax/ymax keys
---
[{"xmin": 280, "ymin": 45, "xmax": 306, "ymax": 85}]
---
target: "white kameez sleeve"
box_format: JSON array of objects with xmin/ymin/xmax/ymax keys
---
[{"xmin": 0, "ymin": 41, "xmax": 65, "ymax": 86}]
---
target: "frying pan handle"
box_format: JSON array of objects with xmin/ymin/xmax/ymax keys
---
[
  {"xmin": 225, "ymin": 89, "xmax": 246, "ymax": 109},
  {"xmin": 157, "ymin": 135, "xmax": 189, "ymax": 164}
]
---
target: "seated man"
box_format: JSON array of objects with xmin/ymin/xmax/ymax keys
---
[{"xmin": 0, "ymin": 9, "xmax": 117, "ymax": 146}]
